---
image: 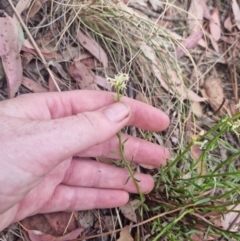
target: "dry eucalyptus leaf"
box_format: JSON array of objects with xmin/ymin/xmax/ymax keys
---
[
  {"xmin": 149, "ymin": 0, "xmax": 163, "ymax": 11},
  {"xmin": 68, "ymin": 62, "xmax": 100, "ymax": 90},
  {"xmin": 140, "ymin": 43, "xmax": 206, "ymax": 102},
  {"xmin": 56, "ymin": 46, "xmax": 81, "ymax": 62},
  {"xmin": 204, "ymin": 78, "xmax": 228, "ymax": 116},
  {"xmin": 191, "ymin": 232, "xmax": 210, "ymax": 241},
  {"xmin": 232, "ymin": 0, "xmax": 240, "ymax": 30},
  {"xmin": 22, "ymin": 51, "xmax": 34, "ymax": 67},
  {"xmin": 187, "ymin": 0, "xmax": 204, "ymax": 33},
  {"xmin": 49, "ymin": 60, "xmax": 70, "ymax": 81},
  {"xmin": 119, "ymin": 199, "xmax": 139, "ymax": 223},
  {"xmin": 116, "ymin": 228, "xmax": 134, "ymax": 241},
  {"xmin": 176, "ymin": 31, "xmax": 203, "ymax": 58},
  {"xmin": 78, "ymin": 210, "xmax": 95, "ymax": 229},
  {"xmin": 191, "ymin": 101, "xmax": 203, "ymax": 118},
  {"xmin": 22, "ymin": 77, "xmax": 48, "ymax": 93},
  {"xmin": 128, "ymin": 0, "xmax": 148, "ymax": 8},
  {"xmin": 78, "ymin": 31, "xmax": 108, "ymax": 68},
  {"xmin": 209, "ymin": 7, "xmax": 221, "ymax": 42},
  {"xmin": 95, "ymin": 75, "xmax": 112, "ymax": 90},
  {"xmin": 21, "ymin": 212, "xmax": 81, "ymax": 241},
  {"xmin": 73, "ymin": 52, "xmax": 92, "ymax": 62},
  {"xmin": 94, "ymin": 215, "xmax": 117, "ymax": 230},
  {"xmin": 202, "ymin": 1, "xmax": 212, "ymax": 20},
  {"xmin": 22, "ymin": 39, "xmax": 60, "ymax": 60},
  {"xmin": 221, "ymin": 36, "xmax": 240, "ymax": 50},
  {"xmin": 224, "ymin": 16, "xmax": 233, "ymax": 32},
  {"xmin": 28, "ymin": 0, "xmax": 50, "ymax": 18},
  {"xmin": 0, "ymin": 14, "xmax": 23, "ymax": 97},
  {"xmin": 229, "ymin": 102, "xmax": 240, "ymax": 116},
  {"xmin": 16, "ymin": 0, "xmax": 32, "ymax": 15},
  {"xmin": 209, "ymin": 33, "xmax": 219, "ymax": 53},
  {"xmin": 27, "ymin": 228, "xmax": 83, "ymax": 241},
  {"xmin": 221, "ymin": 204, "xmax": 240, "ymax": 231},
  {"xmin": 190, "ymin": 143, "xmax": 206, "ymax": 175}
]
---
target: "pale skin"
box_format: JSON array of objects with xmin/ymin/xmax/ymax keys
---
[{"xmin": 0, "ymin": 90, "xmax": 170, "ymax": 231}]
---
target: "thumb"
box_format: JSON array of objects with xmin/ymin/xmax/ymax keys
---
[{"xmin": 17, "ymin": 102, "xmax": 130, "ymax": 173}]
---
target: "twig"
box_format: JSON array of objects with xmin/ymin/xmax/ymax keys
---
[
  {"xmin": 77, "ymin": 203, "xmax": 195, "ymax": 240},
  {"xmin": 128, "ymin": 3, "xmax": 186, "ymax": 22}
]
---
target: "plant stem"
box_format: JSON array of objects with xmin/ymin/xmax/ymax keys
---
[
  {"xmin": 117, "ymin": 131, "xmax": 144, "ymax": 204},
  {"xmin": 116, "ymin": 85, "xmax": 144, "ymax": 204}
]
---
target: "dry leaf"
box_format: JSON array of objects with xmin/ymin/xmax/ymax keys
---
[
  {"xmin": 190, "ymin": 232, "xmax": 206, "ymax": 241},
  {"xmin": 22, "ymin": 39, "xmax": 61, "ymax": 60},
  {"xmin": 202, "ymin": 1, "xmax": 212, "ymax": 21},
  {"xmin": 128, "ymin": 0, "xmax": 148, "ymax": 8},
  {"xmin": 209, "ymin": 7, "xmax": 221, "ymax": 42},
  {"xmin": 149, "ymin": 0, "xmax": 163, "ymax": 11},
  {"xmin": 191, "ymin": 101, "xmax": 203, "ymax": 118},
  {"xmin": 28, "ymin": 0, "xmax": 49, "ymax": 18},
  {"xmin": 0, "ymin": 14, "xmax": 23, "ymax": 97},
  {"xmin": 229, "ymin": 101, "xmax": 240, "ymax": 116},
  {"xmin": 221, "ymin": 204, "xmax": 240, "ymax": 231},
  {"xmin": 16, "ymin": 0, "xmax": 32, "ymax": 15},
  {"xmin": 80, "ymin": 57, "xmax": 102, "ymax": 68},
  {"xmin": 191, "ymin": 143, "xmax": 206, "ymax": 175},
  {"xmin": 27, "ymin": 228, "xmax": 83, "ymax": 241},
  {"xmin": 140, "ymin": 43, "xmax": 206, "ymax": 102},
  {"xmin": 73, "ymin": 52, "xmax": 92, "ymax": 62},
  {"xmin": 232, "ymin": 0, "xmax": 240, "ymax": 30},
  {"xmin": 198, "ymin": 38, "xmax": 208, "ymax": 48},
  {"xmin": 204, "ymin": 78, "xmax": 228, "ymax": 116},
  {"xmin": 22, "ymin": 51, "xmax": 34, "ymax": 67},
  {"xmin": 94, "ymin": 215, "xmax": 117, "ymax": 230},
  {"xmin": 78, "ymin": 210, "xmax": 95, "ymax": 229},
  {"xmin": 25, "ymin": 212, "xmax": 77, "ymax": 235},
  {"xmin": 221, "ymin": 36, "xmax": 240, "ymax": 49},
  {"xmin": 176, "ymin": 31, "xmax": 203, "ymax": 58},
  {"xmin": 209, "ymin": 34, "xmax": 219, "ymax": 53},
  {"xmin": 187, "ymin": 0, "xmax": 204, "ymax": 33},
  {"xmin": 77, "ymin": 31, "xmax": 108, "ymax": 68},
  {"xmin": 117, "ymin": 228, "xmax": 134, "ymax": 241},
  {"xmin": 56, "ymin": 46, "xmax": 81, "ymax": 62},
  {"xmin": 224, "ymin": 16, "xmax": 233, "ymax": 32},
  {"xmin": 95, "ymin": 75, "xmax": 112, "ymax": 90},
  {"xmin": 119, "ymin": 199, "xmax": 139, "ymax": 223},
  {"xmin": 49, "ymin": 60, "xmax": 70, "ymax": 81},
  {"xmin": 22, "ymin": 77, "xmax": 48, "ymax": 93},
  {"xmin": 68, "ymin": 62, "xmax": 100, "ymax": 90}
]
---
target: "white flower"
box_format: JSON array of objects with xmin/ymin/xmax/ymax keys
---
[{"xmin": 107, "ymin": 73, "xmax": 129, "ymax": 90}]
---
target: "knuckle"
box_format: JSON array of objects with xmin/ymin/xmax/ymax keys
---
[{"xmin": 75, "ymin": 112, "xmax": 97, "ymax": 130}]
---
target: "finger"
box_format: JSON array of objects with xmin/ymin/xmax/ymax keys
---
[
  {"xmin": 3, "ymin": 103, "xmax": 132, "ymax": 174},
  {"xmin": 62, "ymin": 159, "xmax": 155, "ymax": 193},
  {"xmin": 40, "ymin": 185, "xmax": 129, "ymax": 213},
  {"xmin": 78, "ymin": 133, "xmax": 170, "ymax": 166},
  {"xmin": 0, "ymin": 90, "xmax": 169, "ymax": 131}
]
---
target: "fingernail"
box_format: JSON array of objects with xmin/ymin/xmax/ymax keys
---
[{"xmin": 103, "ymin": 102, "xmax": 130, "ymax": 122}]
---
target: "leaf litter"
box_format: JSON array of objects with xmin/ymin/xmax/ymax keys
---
[
  {"xmin": 1, "ymin": 0, "xmax": 240, "ymax": 240},
  {"xmin": 0, "ymin": 13, "xmax": 23, "ymax": 97}
]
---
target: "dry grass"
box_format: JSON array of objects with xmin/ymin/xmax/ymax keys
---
[{"xmin": 1, "ymin": 0, "xmax": 240, "ymax": 240}]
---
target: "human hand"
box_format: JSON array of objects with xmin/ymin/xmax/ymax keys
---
[{"xmin": 0, "ymin": 90, "xmax": 170, "ymax": 231}]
